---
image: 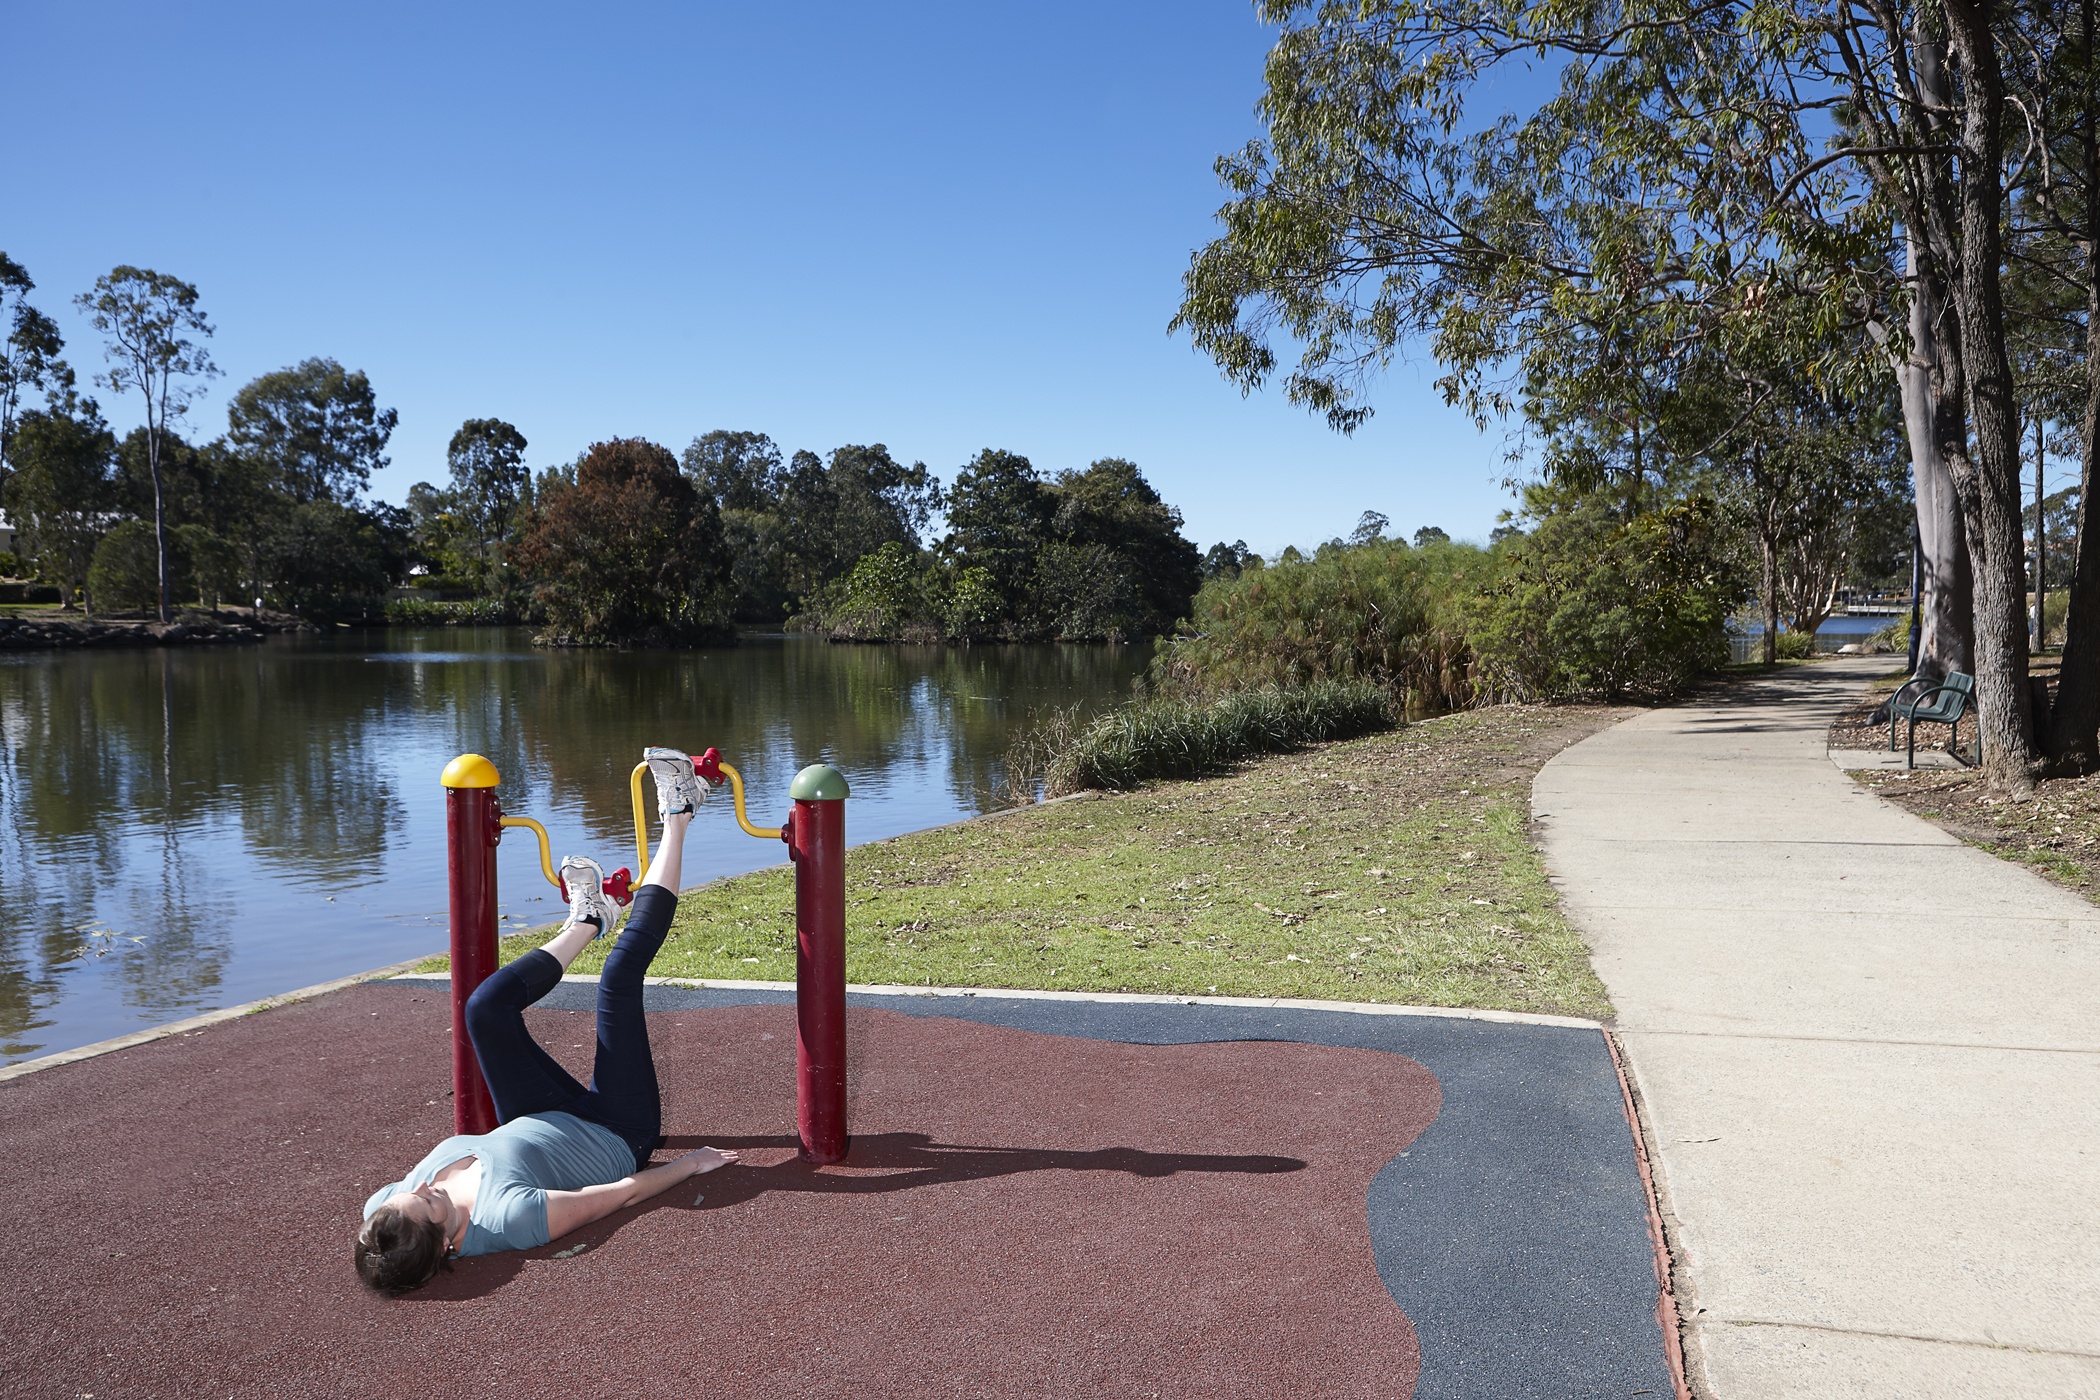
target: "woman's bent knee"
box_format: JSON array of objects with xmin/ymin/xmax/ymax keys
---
[{"xmin": 464, "ymin": 975, "xmax": 518, "ymax": 1037}]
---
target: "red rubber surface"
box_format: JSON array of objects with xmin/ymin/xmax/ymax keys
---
[{"xmin": 2, "ymin": 984, "xmax": 1440, "ymax": 1399}]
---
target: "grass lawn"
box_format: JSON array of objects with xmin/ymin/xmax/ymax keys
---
[{"xmin": 431, "ymin": 704, "xmax": 1629, "ymax": 1019}]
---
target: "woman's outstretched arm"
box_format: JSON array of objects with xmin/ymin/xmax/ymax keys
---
[{"xmin": 542, "ymin": 1145, "xmax": 738, "ymax": 1240}]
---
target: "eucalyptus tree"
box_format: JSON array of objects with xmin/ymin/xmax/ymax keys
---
[
  {"xmin": 0, "ymin": 254, "xmax": 71, "ymax": 490},
  {"xmin": 1174, "ymin": 0, "xmax": 2083, "ymax": 789},
  {"xmin": 2003, "ymin": 0, "xmax": 2100, "ymax": 764},
  {"xmin": 225, "ymin": 357, "xmax": 396, "ymax": 505},
  {"xmin": 1, "ymin": 401, "xmax": 116, "ymax": 612},
  {"xmin": 444, "ymin": 417, "xmax": 530, "ymax": 590},
  {"xmin": 75, "ymin": 267, "xmax": 216, "ymax": 622}
]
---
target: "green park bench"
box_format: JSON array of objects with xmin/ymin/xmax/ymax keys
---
[{"xmin": 1888, "ymin": 670, "xmax": 1975, "ymax": 768}]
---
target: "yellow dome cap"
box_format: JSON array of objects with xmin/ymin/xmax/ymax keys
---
[{"xmin": 441, "ymin": 753, "xmax": 501, "ymax": 789}]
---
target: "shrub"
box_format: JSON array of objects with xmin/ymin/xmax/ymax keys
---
[
  {"xmin": 0, "ymin": 581, "xmax": 60, "ymax": 604},
  {"xmin": 87, "ymin": 520, "xmax": 171, "ymax": 612},
  {"xmin": 1153, "ymin": 539, "xmax": 1488, "ymax": 712},
  {"xmin": 808, "ymin": 542, "xmax": 942, "ymax": 641},
  {"xmin": 1468, "ymin": 497, "xmax": 1742, "ymax": 701},
  {"xmin": 1774, "ymin": 628, "xmax": 1817, "ymax": 660},
  {"xmin": 1043, "ymin": 680, "xmax": 1393, "ymax": 794},
  {"xmin": 944, "ymin": 567, "xmax": 1005, "ymax": 642}
]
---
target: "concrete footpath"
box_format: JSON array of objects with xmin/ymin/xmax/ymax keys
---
[{"xmin": 1535, "ymin": 657, "xmax": 2100, "ymax": 1397}]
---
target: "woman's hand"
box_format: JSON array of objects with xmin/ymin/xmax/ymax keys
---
[
  {"xmin": 544, "ymin": 1147, "xmax": 740, "ymax": 1239},
  {"xmin": 677, "ymin": 1146, "xmax": 739, "ymax": 1178}
]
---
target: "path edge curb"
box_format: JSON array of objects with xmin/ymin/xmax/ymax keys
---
[
  {"xmin": 384, "ymin": 971, "xmax": 1606, "ymax": 1029},
  {"xmin": 1605, "ymin": 1026, "xmax": 1696, "ymax": 1400},
  {"xmin": 0, "ymin": 954, "xmax": 441, "ymax": 1084}
]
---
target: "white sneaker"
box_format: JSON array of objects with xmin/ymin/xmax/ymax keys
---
[
  {"xmin": 558, "ymin": 855, "xmax": 621, "ymax": 940},
  {"xmin": 643, "ymin": 746, "xmax": 705, "ymax": 820}
]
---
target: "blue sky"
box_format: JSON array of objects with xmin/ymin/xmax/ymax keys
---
[{"xmin": 5, "ymin": 0, "xmax": 1526, "ymax": 555}]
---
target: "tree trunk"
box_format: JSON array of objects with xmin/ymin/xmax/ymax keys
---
[
  {"xmin": 147, "ymin": 420, "xmax": 171, "ymax": 624},
  {"xmin": 1899, "ymin": 235, "xmax": 1976, "ymax": 679},
  {"xmin": 2034, "ymin": 412, "xmax": 2046, "ymax": 646},
  {"xmin": 1942, "ymin": 0, "xmax": 2036, "ymax": 792},
  {"xmin": 1762, "ymin": 532, "xmax": 1779, "ymax": 665},
  {"xmin": 2048, "ymin": 0, "xmax": 2100, "ymax": 771}
]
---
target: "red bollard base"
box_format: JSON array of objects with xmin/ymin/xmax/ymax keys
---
[
  {"xmin": 788, "ymin": 767, "xmax": 850, "ymax": 1164},
  {"xmin": 442, "ymin": 761, "xmax": 503, "ymax": 1138}
]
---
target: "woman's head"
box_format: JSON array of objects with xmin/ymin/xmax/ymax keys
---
[{"xmin": 354, "ymin": 1204, "xmax": 450, "ymax": 1295}]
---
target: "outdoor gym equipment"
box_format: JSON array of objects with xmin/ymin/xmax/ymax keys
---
[{"xmin": 440, "ymin": 749, "xmax": 852, "ymax": 1163}]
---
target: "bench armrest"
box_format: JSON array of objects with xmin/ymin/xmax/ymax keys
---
[{"xmin": 1906, "ymin": 683, "xmax": 1971, "ymax": 719}]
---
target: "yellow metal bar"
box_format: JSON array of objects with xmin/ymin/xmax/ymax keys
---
[
  {"xmin": 496, "ymin": 815, "xmax": 562, "ymax": 890},
  {"xmin": 717, "ymin": 761, "xmax": 782, "ymax": 839},
  {"xmin": 628, "ymin": 763, "xmax": 652, "ymax": 877}
]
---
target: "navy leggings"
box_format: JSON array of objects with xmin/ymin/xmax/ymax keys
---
[{"xmin": 463, "ymin": 885, "xmax": 676, "ymax": 1169}]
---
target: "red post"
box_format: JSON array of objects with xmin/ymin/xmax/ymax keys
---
[
  {"xmin": 787, "ymin": 763, "xmax": 850, "ymax": 1163},
  {"xmin": 442, "ymin": 754, "xmax": 502, "ymax": 1136}
]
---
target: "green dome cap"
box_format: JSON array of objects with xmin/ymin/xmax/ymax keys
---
[{"xmin": 789, "ymin": 763, "xmax": 850, "ymax": 801}]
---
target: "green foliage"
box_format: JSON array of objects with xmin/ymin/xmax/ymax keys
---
[
  {"xmin": 1773, "ymin": 629, "xmax": 1817, "ymax": 660},
  {"xmin": 1469, "ymin": 498, "xmax": 1742, "ymax": 701},
  {"xmin": 74, "ymin": 268, "xmax": 218, "ymax": 417},
  {"xmin": 515, "ymin": 437, "xmax": 733, "ymax": 646},
  {"xmin": 682, "ymin": 431, "xmax": 942, "ymax": 624},
  {"xmin": 943, "ymin": 448, "xmax": 1054, "ymax": 607},
  {"xmin": 1044, "ymin": 680, "xmax": 1394, "ymax": 793},
  {"xmin": 75, "ymin": 268, "xmax": 218, "ymax": 618},
  {"xmin": 3, "ymin": 402, "xmax": 115, "ymax": 610},
  {"xmin": 403, "ymin": 418, "xmax": 532, "ymax": 603},
  {"xmin": 1157, "ymin": 538, "xmax": 1488, "ymax": 712},
  {"xmin": 225, "ymin": 357, "xmax": 395, "ymax": 505},
  {"xmin": 1157, "ymin": 494, "xmax": 1740, "ymax": 708},
  {"xmin": 265, "ymin": 501, "xmax": 408, "ymax": 621},
  {"xmin": 1200, "ymin": 539, "xmax": 1258, "ymax": 580},
  {"xmin": 940, "ymin": 566, "xmax": 1002, "ymax": 640},
  {"xmin": 811, "ymin": 541, "xmax": 943, "ymax": 641},
  {"xmin": 1872, "ymin": 614, "xmax": 1912, "ymax": 655},
  {"xmin": 87, "ymin": 520, "xmax": 166, "ymax": 612},
  {"xmin": 800, "ymin": 450, "xmax": 1202, "ymax": 645},
  {"xmin": 1, "ymin": 253, "xmax": 73, "ymax": 481},
  {"xmin": 173, "ymin": 524, "xmax": 241, "ymax": 607},
  {"xmin": 1042, "ymin": 457, "xmax": 1202, "ymax": 639}
]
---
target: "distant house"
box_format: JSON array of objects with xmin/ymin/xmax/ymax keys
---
[{"xmin": 0, "ymin": 513, "xmax": 19, "ymax": 559}]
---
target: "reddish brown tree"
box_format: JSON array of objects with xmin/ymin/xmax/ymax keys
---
[{"xmin": 515, "ymin": 437, "xmax": 732, "ymax": 646}]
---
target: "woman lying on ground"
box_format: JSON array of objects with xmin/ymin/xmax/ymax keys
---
[{"xmin": 355, "ymin": 747, "xmax": 738, "ymax": 1295}]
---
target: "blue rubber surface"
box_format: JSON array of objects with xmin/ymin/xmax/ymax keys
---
[{"xmin": 514, "ymin": 982, "xmax": 1675, "ymax": 1399}]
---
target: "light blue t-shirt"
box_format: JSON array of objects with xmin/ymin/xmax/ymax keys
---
[{"xmin": 363, "ymin": 1111, "xmax": 637, "ymax": 1256}]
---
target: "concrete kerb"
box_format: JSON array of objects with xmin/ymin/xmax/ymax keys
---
[
  {"xmin": 380, "ymin": 971, "xmax": 1607, "ymax": 1030},
  {"xmin": 0, "ymin": 954, "xmax": 440, "ymax": 1084},
  {"xmin": 2, "ymin": 968, "xmax": 1604, "ymax": 1085}
]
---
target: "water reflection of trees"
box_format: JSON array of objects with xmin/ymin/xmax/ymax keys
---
[
  {"xmin": 0, "ymin": 642, "xmax": 410, "ymax": 1050},
  {"xmin": 0, "ymin": 631, "xmax": 1145, "ymax": 1059},
  {"xmin": 481, "ymin": 639, "xmax": 1150, "ymax": 826}
]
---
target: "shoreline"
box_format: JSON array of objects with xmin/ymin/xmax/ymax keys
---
[{"xmin": 0, "ymin": 608, "xmax": 313, "ymax": 650}]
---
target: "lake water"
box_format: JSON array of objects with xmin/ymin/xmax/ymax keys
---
[{"xmin": 0, "ymin": 629, "xmax": 1148, "ymax": 1065}]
